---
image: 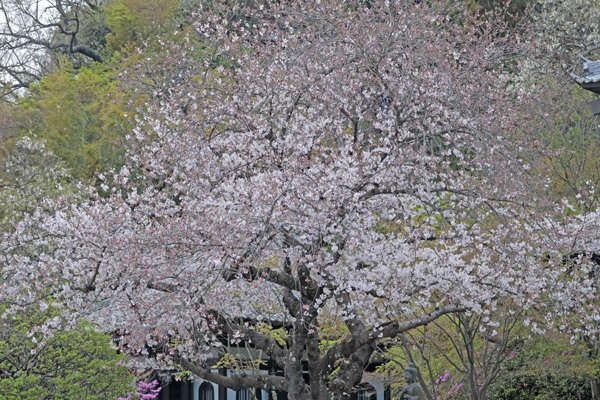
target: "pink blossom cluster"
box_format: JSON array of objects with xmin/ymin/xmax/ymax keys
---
[
  {"xmin": 435, "ymin": 371, "xmax": 464, "ymax": 399},
  {"xmin": 118, "ymin": 380, "xmax": 161, "ymax": 400}
]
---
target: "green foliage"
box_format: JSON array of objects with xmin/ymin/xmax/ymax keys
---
[
  {"xmin": 489, "ymin": 334, "xmax": 598, "ymax": 400},
  {"xmin": 0, "ymin": 303, "xmax": 132, "ymax": 399},
  {"xmin": 255, "ymin": 323, "xmax": 290, "ymax": 347},
  {"xmin": 105, "ymin": 2, "xmax": 135, "ymax": 52},
  {"xmin": 214, "ymin": 353, "xmax": 267, "ymax": 372},
  {"xmin": 104, "ymin": 0, "xmax": 178, "ymax": 53},
  {"xmin": 18, "ymin": 60, "xmax": 130, "ymax": 182}
]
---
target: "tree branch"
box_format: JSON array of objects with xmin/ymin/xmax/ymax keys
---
[{"xmin": 177, "ymin": 356, "xmax": 289, "ymax": 392}]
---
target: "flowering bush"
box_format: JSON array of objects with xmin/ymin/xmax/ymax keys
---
[
  {"xmin": 118, "ymin": 380, "xmax": 161, "ymax": 400},
  {"xmin": 435, "ymin": 370, "xmax": 465, "ymax": 400}
]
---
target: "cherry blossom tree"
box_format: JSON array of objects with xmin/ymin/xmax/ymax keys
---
[{"xmin": 0, "ymin": 1, "xmax": 587, "ymax": 399}]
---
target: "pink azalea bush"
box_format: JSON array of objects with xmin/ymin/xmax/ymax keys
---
[
  {"xmin": 435, "ymin": 370, "xmax": 465, "ymax": 399},
  {"xmin": 118, "ymin": 380, "xmax": 161, "ymax": 400}
]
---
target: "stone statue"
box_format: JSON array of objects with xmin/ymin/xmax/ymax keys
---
[{"xmin": 398, "ymin": 363, "xmax": 425, "ymax": 400}]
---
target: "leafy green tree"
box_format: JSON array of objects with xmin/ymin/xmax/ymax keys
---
[
  {"xmin": 9, "ymin": 21, "xmax": 191, "ymax": 186},
  {"xmin": 0, "ymin": 0, "xmax": 107, "ymax": 95},
  {"xmin": 0, "ymin": 303, "xmax": 132, "ymax": 400},
  {"xmin": 104, "ymin": 0, "xmax": 178, "ymax": 53},
  {"xmin": 489, "ymin": 333, "xmax": 598, "ymax": 400},
  {"xmin": 18, "ymin": 60, "xmax": 130, "ymax": 182}
]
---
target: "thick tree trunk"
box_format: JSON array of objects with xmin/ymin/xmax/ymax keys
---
[
  {"xmin": 468, "ymin": 372, "xmax": 481, "ymax": 400},
  {"xmin": 284, "ymin": 357, "xmax": 310, "ymax": 399}
]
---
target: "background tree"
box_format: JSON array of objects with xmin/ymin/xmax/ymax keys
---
[
  {"xmin": 0, "ymin": 0, "xmax": 106, "ymax": 94},
  {"xmin": 16, "ymin": 60, "xmax": 130, "ymax": 181},
  {"xmin": 104, "ymin": 0, "xmax": 178, "ymax": 53},
  {"xmin": 0, "ymin": 303, "xmax": 132, "ymax": 400},
  {"xmin": 379, "ymin": 303, "xmax": 526, "ymax": 400},
  {"xmin": 0, "ymin": 0, "xmax": 189, "ymax": 96}
]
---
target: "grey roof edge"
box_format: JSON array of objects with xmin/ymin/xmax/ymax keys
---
[
  {"xmin": 571, "ymin": 73, "xmax": 584, "ymax": 84},
  {"xmin": 571, "ymin": 73, "xmax": 600, "ymax": 84}
]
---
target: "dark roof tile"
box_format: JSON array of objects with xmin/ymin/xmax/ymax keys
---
[
  {"xmin": 571, "ymin": 58, "xmax": 600, "ymax": 93},
  {"xmin": 584, "ymin": 61, "xmax": 600, "ymax": 78}
]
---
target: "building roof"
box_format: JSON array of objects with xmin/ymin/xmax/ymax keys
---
[{"xmin": 571, "ymin": 59, "xmax": 600, "ymax": 93}]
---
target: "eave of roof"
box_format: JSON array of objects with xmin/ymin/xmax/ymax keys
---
[
  {"xmin": 571, "ymin": 60, "xmax": 600, "ymax": 93},
  {"xmin": 571, "ymin": 73, "xmax": 600, "ymax": 84}
]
